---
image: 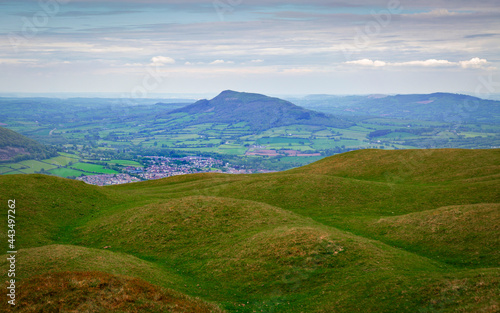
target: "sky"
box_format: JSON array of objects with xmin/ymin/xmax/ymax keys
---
[{"xmin": 0, "ymin": 0, "xmax": 499, "ymax": 97}]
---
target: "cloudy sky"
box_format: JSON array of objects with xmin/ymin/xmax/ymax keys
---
[{"xmin": 1, "ymin": 0, "xmax": 499, "ymax": 97}]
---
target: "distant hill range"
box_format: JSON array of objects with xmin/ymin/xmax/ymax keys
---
[
  {"xmin": 291, "ymin": 92, "xmax": 500, "ymax": 124},
  {"xmin": 0, "ymin": 126, "xmax": 58, "ymax": 162},
  {"xmin": 159, "ymin": 90, "xmax": 354, "ymax": 130}
]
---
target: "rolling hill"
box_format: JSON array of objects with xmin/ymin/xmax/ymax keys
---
[
  {"xmin": 1, "ymin": 149, "xmax": 498, "ymax": 312},
  {"xmin": 160, "ymin": 90, "xmax": 354, "ymax": 131},
  {"xmin": 0, "ymin": 126, "xmax": 58, "ymax": 162}
]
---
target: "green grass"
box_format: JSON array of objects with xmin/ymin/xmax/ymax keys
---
[
  {"xmin": 0, "ymin": 174, "xmax": 116, "ymax": 248},
  {"xmin": 377, "ymin": 131, "xmax": 419, "ymax": 139},
  {"xmin": 45, "ymin": 155, "xmax": 80, "ymax": 166},
  {"xmin": 256, "ymin": 137, "xmax": 310, "ymax": 145},
  {"xmin": 363, "ymin": 203, "xmax": 499, "ymax": 267},
  {"xmin": 0, "ymin": 163, "xmax": 25, "ymax": 169},
  {"xmin": 3, "ymin": 170, "xmax": 24, "ymax": 175},
  {"xmin": 264, "ymin": 144, "xmax": 314, "ymax": 151},
  {"xmin": 18, "ymin": 160, "xmax": 58, "ymax": 173},
  {"xmin": 0, "ymin": 149, "xmax": 498, "ymax": 312},
  {"xmin": 0, "ymin": 166, "xmax": 13, "ymax": 174},
  {"xmin": 0, "ymin": 246, "xmax": 223, "ymax": 312},
  {"xmin": 275, "ymin": 156, "xmax": 324, "ymax": 165},
  {"xmin": 75, "ymin": 196, "xmax": 468, "ymax": 312},
  {"xmin": 48, "ymin": 167, "xmax": 88, "ymax": 178},
  {"xmin": 110, "ymin": 159, "xmax": 143, "ymax": 167},
  {"xmin": 5, "ymin": 271, "xmax": 224, "ymax": 313},
  {"xmin": 72, "ymin": 162, "xmax": 119, "ymax": 174},
  {"xmin": 0, "ymin": 245, "xmax": 181, "ymax": 284},
  {"xmin": 217, "ymin": 145, "xmax": 247, "ymax": 155},
  {"xmin": 311, "ymin": 138, "xmax": 362, "ymax": 149},
  {"xmin": 460, "ymin": 131, "xmax": 496, "ymax": 138}
]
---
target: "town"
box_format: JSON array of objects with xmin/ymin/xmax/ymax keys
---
[
  {"xmin": 77, "ymin": 173, "xmax": 141, "ymax": 186},
  {"xmin": 77, "ymin": 156, "xmax": 269, "ymax": 186}
]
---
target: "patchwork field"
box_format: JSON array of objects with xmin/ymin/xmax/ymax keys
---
[
  {"xmin": 17, "ymin": 160, "xmax": 58, "ymax": 174},
  {"xmin": 48, "ymin": 167, "xmax": 88, "ymax": 178},
  {"xmin": 109, "ymin": 159, "xmax": 143, "ymax": 167},
  {"xmin": 71, "ymin": 163, "xmax": 119, "ymax": 174}
]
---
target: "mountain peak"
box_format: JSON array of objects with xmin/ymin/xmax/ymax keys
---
[
  {"xmin": 211, "ymin": 90, "xmax": 271, "ymax": 103},
  {"xmin": 164, "ymin": 91, "xmax": 354, "ymax": 131},
  {"xmin": 212, "ymin": 90, "xmax": 241, "ymax": 101},
  {"xmin": 218, "ymin": 89, "xmax": 238, "ymax": 96}
]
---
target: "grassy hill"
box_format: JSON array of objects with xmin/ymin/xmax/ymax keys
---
[
  {"xmin": 1, "ymin": 149, "xmax": 498, "ymax": 312},
  {"xmin": 7, "ymin": 271, "xmax": 223, "ymax": 313},
  {"xmin": 0, "ymin": 126, "xmax": 58, "ymax": 162},
  {"xmin": 162, "ymin": 90, "xmax": 354, "ymax": 131}
]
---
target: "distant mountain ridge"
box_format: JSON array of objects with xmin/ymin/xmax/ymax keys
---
[
  {"xmin": 0, "ymin": 126, "xmax": 58, "ymax": 162},
  {"xmin": 291, "ymin": 92, "xmax": 500, "ymax": 123},
  {"xmin": 161, "ymin": 90, "xmax": 354, "ymax": 130}
]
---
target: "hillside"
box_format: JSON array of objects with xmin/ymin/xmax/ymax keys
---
[
  {"xmin": 0, "ymin": 126, "xmax": 58, "ymax": 162},
  {"xmin": 1, "ymin": 149, "xmax": 498, "ymax": 312},
  {"xmin": 8, "ymin": 271, "xmax": 223, "ymax": 313},
  {"xmin": 293, "ymin": 92, "xmax": 500, "ymax": 123},
  {"xmin": 161, "ymin": 90, "xmax": 354, "ymax": 130}
]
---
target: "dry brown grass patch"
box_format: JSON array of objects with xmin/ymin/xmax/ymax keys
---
[{"xmin": 3, "ymin": 271, "xmax": 224, "ymax": 313}]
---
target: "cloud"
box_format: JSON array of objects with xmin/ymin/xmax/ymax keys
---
[
  {"xmin": 345, "ymin": 58, "xmax": 492, "ymax": 69},
  {"xmin": 459, "ymin": 57, "xmax": 488, "ymax": 68},
  {"xmin": 0, "ymin": 58, "xmax": 39, "ymax": 65},
  {"xmin": 150, "ymin": 56, "xmax": 175, "ymax": 66},
  {"xmin": 282, "ymin": 68, "xmax": 314, "ymax": 74},
  {"xmin": 124, "ymin": 62, "xmax": 143, "ymax": 67},
  {"xmin": 464, "ymin": 33, "xmax": 499, "ymax": 39},
  {"xmin": 393, "ymin": 59, "xmax": 455, "ymax": 67},
  {"xmin": 1, "ymin": 0, "xmax": 499, "ymax": 95},
  {"xmin": 404, "ymin": 9, "xmax": 461, "ymax": 17},
  {"xmin": 346, "ymin": 59, "xmax": 386, "ymax": 67},
  {"xmin": 210, "ymin": 60, "xmax": 234, "ymax": 65},
  {"xmin": 55, "ymin": 10, "xmax": 143, "ymax": 17}
]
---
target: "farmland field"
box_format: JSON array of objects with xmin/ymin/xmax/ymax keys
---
[
  {"xmin": 1, "ymin": 163, "xmax": 25, "ymax": 169},
  {"xmin": 378, "ymin": 132, "xmax": 419, "ymax": 139},
  {"xmin": 17, "ymin": 160, "xmax": 58, "ymax": 174},
  {"xmin": 0, "ymin": 167, "xmax": 15, "ymax": 174},
  {"xmin": 109, "ymin": 160, "xmax": 143, "ymax": 167},
  {"xmin": 46, "ymin": 155, "xmax": 80, "ymax": 166},
  {"xmin": 256, "ymin": 137, "xmax": 310, "ymax": 145},
  {"xmin": 71, "ymin": 163, "xmax": 119, "ymax": 174},
  {"xmin": 49, "ymin": 167, "xmax": 88, "ymax": 178}
]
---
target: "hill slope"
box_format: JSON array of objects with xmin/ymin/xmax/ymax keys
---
[
  {"xmin": 8, "ymin": 271, "xmax": 222, "ymax": 313},
  {"xmin": 1, "ymin": 149, "xmax": 498, "ymax": 312},
  {"xmin": 0, "ymin": 126, "xmax": 58, "ymax": 162},
  {"xmin": 294, "ymin": 92, "xmax": 500, "ymax": 123},
  {"xmin": 162, "ymin": 90, "xmax": 354, "ymax": 130}
]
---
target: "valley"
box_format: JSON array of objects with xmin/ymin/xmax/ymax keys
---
[{"xmin": 1, "ymin": 91, "xmax": 499, "ymax": 181}]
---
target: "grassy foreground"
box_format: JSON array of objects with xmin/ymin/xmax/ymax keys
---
[{"xmin": 0, "ymin": 149, "xmax": 498, "ymax": 312}]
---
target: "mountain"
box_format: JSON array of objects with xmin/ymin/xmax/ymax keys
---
[
  {"xmin": 292, "ymin": 92, "xmax": 500, "ymax": 123},
  {"xmin": 1, "ymin": 148, "xmax": 498, "ymax": 312},
  {"xmin": 161, "ymin": 90, "xmax": 354, "ymax": 130},
  {"xmin": 0, "ymin": 126, "xmax": 58, "ymax": 162}
]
